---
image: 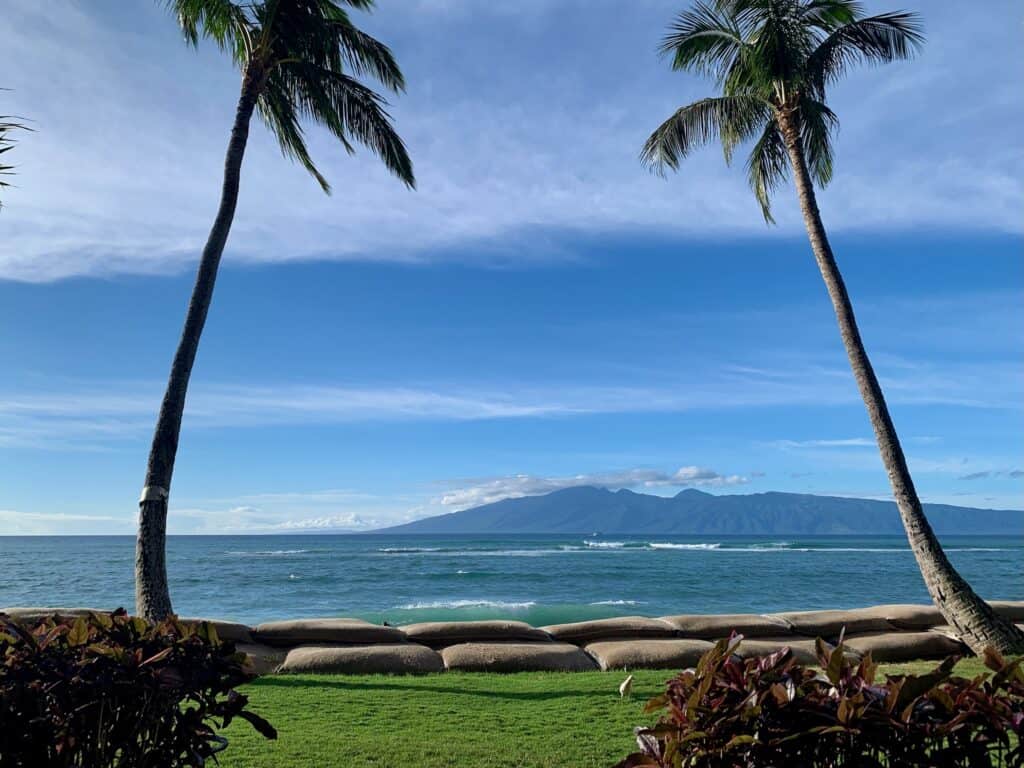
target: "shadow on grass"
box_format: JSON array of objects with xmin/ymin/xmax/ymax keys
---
[{"xmin": 251, "ymin": 675, "xmax": 632, "ymax": 702}]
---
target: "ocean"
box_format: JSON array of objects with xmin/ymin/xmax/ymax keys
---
[{"xmin": 1, "ymin": 534, "xmax": 1020, "ymax": 626}]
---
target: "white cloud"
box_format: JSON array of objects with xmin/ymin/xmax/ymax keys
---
[
  {"xmin": 437, "ymin": 466, "xmax": 749, "ymax": 509},
  {"xmin": 1, "ymin": 0, "xmax": 1021, "ymax": 281},
  {"xmin": 269, "ymin": 514, "xmax": 375, "ymax": 531},
  {"xmin": 771, "ymin": 438, "xmax": 876, "ymax": 449}
]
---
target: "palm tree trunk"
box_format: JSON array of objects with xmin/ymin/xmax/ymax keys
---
[
  {"xmin": 776, "ymin": 109, "xmax": 1024, "ymax": 655},
  {"xmin": 135, "ymin": 63, "xmax": 265, "ymax": 621}
]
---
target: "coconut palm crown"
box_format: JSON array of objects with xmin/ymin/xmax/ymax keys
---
[
  {"xmin": 642, "ymin": 0, "xmax": 918, "ymax": 221},
  {"xmin": 167, "ymin": 0, "xmax": 414, "ymax": 191},
  {"xmin": 643, "ymin": 0, "xmax": 1024, "ymax": 655},
  {"xmin": 136, "ymin": 0, "xmax": 412, "ymax": 621}
]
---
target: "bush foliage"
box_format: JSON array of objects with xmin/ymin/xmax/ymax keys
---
[
  {"xmin": 617, "ymin": 635, "xmax": 1024, "ymax": 768},
  {"xmin": 0, "ymin": 609, "xmax": 275, "ymax": 767}
]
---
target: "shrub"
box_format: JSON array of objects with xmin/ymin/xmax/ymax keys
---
[
  {"xmin": 0, "ymin": 609, "xmax": 275, "ymax": 767},
  {"xmin": 616, "ymin": 634, "xmax": 1024, "ymax": 768}
]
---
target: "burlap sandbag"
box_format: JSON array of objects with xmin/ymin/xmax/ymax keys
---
[
  {"xmin": 659, "ymin": 613, "xmax": 792, "ymax": 639},
  {"xmin": 585, "ymin": 638, "xmax": 714, "ymax": 671},
  {"xmin": 236, "ymin": 642, "xmax": 288, "ymax": 676},
  {"xmin": 180, "ymin": 618, "xmax": 254, "ymax": 644},
  {"xmin": 843, "ymin": 631, "xmax": 965, "ymax": 662},
  {"xmin": 441, "ymin": 642, "xmax": 597, "ymax": 672},
  {"xmin": 731, "ymin": 637, "xmax": 849, "ymax": 666},
  {"xmin": 541, "ymin": 617, "xmax": 676, "ymax": 644},
  {"xmin": 990, "ymin": 601, "xmax": 1024, "ymax": 622},
  {"xmin": 770, "ymin": 609, "xmax": 894, "ymax": 638},
  {"xmin": 254, "ymin": 618, "xmax": 406, "ymax": 646},
  {"xmin": 279, "ymin": 643, "xmax": 443, "ymax": 675},
  {"xmin": 401, "ymin": 620, "xmax": 551, "ymax": 646},
  {"xmin": 1, "ymin": 607, "xmax": 108, "ymax": 624},
  {"xmin": 858, "ymin": 604, "xmax": 944, "ymax": 631}
]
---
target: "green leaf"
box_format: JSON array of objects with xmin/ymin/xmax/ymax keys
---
[
  {"xmin": 894, "ymin": 656, "xmax": 958, "ymax": 712},
  {"xmin": 724, "ymin": 734, "xmax": 756, "ymax": 750},
  {"xmin": 826, "ymin": 642, "xmax": 845, "ymax": 685},
  {"xmin": 66, "ymin": 617, "xmax": 89, "ymax": 647}
]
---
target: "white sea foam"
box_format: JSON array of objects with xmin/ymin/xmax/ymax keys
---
[
  {"xmin": 809, "ymin": 547, "xmax": 1009, "ymax": 553},
  {"xmin": 395, "ymin": 599, "xmax": 537, "ymax": 610},
  {"xmin": 590, "ymin": 599, "xmax": 646, "ymax": 606},
  {"xmin": 584, "ymin": 540, "xmax": 626, "ymax": 548},
  {"xmin": 224, "ymin": 549, "xmax": 309, "ymax": 556},
  {"xmin": 648, "ymin": 542, "xmax": 721, "ymax": 550},
  {"xmin": 379, "ymin": 547, "xmax": 442, "ymax": 553}
]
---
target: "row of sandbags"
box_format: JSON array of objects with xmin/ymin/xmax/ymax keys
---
[{"xmin": 5, "ymin": 602, "xmax": 1023, "ymax": 674}]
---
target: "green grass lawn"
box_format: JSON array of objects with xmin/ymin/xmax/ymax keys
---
[{"xmin": 218, "ymin": 658, "xmax": 991, "ymax": 768}]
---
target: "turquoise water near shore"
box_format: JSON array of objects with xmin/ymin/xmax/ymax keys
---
[{"xmin": 1, "ymin": 534, "xmax": 1020, "ymax": 625}]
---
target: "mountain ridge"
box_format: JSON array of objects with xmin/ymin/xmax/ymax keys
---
[{"xmin": 377, "ymin": 486, "xmax": 1023, "ymax": 535}]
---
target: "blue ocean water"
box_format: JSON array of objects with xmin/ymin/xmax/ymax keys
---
[{"xmin": 1, "ymin": 534, "xmax": 1020, "ymax": 626}]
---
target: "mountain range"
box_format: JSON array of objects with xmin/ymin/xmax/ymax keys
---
[{"xmin": 379, "ymin": 487, "xmax": 1023, "ymax": 535}]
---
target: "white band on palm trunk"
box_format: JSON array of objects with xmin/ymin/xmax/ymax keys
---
[{"xmin": 139, "ymin": 486, "xmax": 169, "ymax": 503}]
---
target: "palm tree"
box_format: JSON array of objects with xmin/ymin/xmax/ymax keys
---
[
  {"xmin": 642, "ymin": 0, "xmax": 1023, "ymax": 654},
  {"xmin": 137, "ymin": 0, "xmax": 414, "ymax": 620}
]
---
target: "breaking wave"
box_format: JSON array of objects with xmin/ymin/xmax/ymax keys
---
[{"xmin": 224, "ymin": 549, "xmax": 309, "ymax": 556}]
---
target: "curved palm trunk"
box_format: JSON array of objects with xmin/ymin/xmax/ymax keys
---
[
  {"xmin": 135, "ymin": 63, "xmax": 264, "ymax": 621},
  {"xmin": 777, "ymin": 110, "xmax": 1024, "ymax": 655}
]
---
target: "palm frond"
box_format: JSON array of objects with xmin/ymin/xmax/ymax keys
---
[
  {"xmin": 0, "ymin": 114, "xmax": 31, "ymax": 208},
  {"xmin": 799, "ymin": 97, "xmax": 838, "ymax": 187},
  {"xmin": 257, "ymin": 83, "xmax": 333, "ymax": 192},
  {"xmin": 263, "ymin": 61, "xmax": 414, "ymax": 190},
  {"xmin": 744, "ymin": 117, "xmax": 787, "ymax": 223},
  {"xmin": 641, "ymin": 95, "xmax": 771, "ymax": 174},
  {"xmin": 799, "ymin": 1, "xmax": 861, "ymax": 30},
  {"xmin": 805, "ymin": 11, "xmax": 924, "ymax": 97},
  {"xmin": 649, "ymin": 0, "xmax": 924, "ymax": 223},
  {"xmin": 322, "ymin": 7, "xmax": 405, "ymax": 92},
  {"xmin": 163, "ymin": 0, "xmax": 250, "ymax": 62},
  {"xmin": 659, "ymin": 2, "xmax": 748, "ymax": 85}
]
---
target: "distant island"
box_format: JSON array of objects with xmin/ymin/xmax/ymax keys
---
[{"xmin": 378, "ymin": 487, "xmax": 1023, "ymax": 535}]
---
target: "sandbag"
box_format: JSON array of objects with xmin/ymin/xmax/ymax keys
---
[
  {"xmin": 401, "ymin": 620, "xmax": 551, "ymax": 646},
  {"xmin": 1, "ymin": 607, "xmax": 108, "ymax": 625},
  {"xmin": 659, "ymin": 613, "xmax": 792, "ymax": 639},
  {"xmin": 253, "ymin": 618, "xmax": 406, "ymax": 647},
  {"xmin": 843, "ymin": 631, "xmax": 965, "ymax": 662},
  {"xmin": 180, "ymin": 618, "xmax": 254, "ymax": 644},
  {"xmin": 990, "ymin": 601, "xmax": 1024, "ymax": 622},
  {"xmin": 279, "ymin": 643, "xmax": 443, "ymax": 675},
  {"xmin": 441, "ymin": 642, "xmax": 597, "ymax": 672},
  {"xmin": 236, "ymin": 643, "xmax": 288, "ymax": 676},
  {"xmin": 585, "ymin": 638, "xmax": 714, "ymax": 671},
  {"xmin": 770, "ymin": 609, "xmax": 894, "ymax": 638},
  {"xmin": 541, "ymin": 617, "xmax": 675, "ymax": 644},
  {"xmin": 861, "ymin": 604, "xmax": 944, "ymax": 631},
  {"xmin": 731, "ymin": 637, "xmax": 847, "ymax": 666}
]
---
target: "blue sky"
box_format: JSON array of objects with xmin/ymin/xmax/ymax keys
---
[{"xmin": 0, "ymin": 0, "xmax": 1021, "ymax": 534}]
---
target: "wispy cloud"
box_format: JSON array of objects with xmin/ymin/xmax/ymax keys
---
[
  {"xmin": 959, "ymin": 469, "xmax": 1024, "ymax": 481},
  {"xmin": 0, "ymin": 509, "xmax": 129, "ymax": 535},
  {"xmin": 436, "ymin": 466, "xmax": 749, "ymax": 509},
  {"xmin": 771, "ymin": 438, "xmax": 876, "ymax": 450},
  {"xmin": 3, "ymin": 352, "xmax": 1020, "ymax": 450}
]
